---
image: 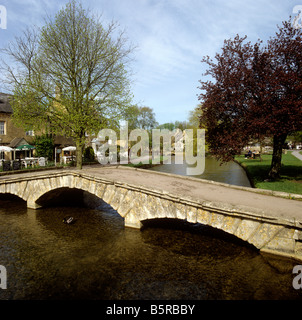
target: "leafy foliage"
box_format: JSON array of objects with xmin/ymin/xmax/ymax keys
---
[
  {"xmin": 1, "ymin": 1, "xmax": 134, "ymax": 169},
  {"xmin": 126, "ymin": 105, "xmax": 158, "ymax": 131},
  {"xmin": 34, "ymin": 134, "xmax": 54, "ymax": 160},
  {"xmin": 83, "ymin": 146, "xmax": 95, "ymax": 162},
  {"xmin": 199, "ymin": 19, "xmax": 302, "ymax": 179}
]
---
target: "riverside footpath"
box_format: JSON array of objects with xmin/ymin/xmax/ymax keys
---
[
  {"xmin": 292, "ymin": 150, "xmax": 302, "ymax": 161},
  {"xmin": 0, "ymin": 164, "xmax": 301, "ymax": 221},
  {"xmin": 83, "ymin": 165, "xmax": 302, "ymax": 220}
]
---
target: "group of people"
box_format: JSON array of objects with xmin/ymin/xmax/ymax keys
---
[{"xmin": 244, "ymin": 149, "xmax": 261, "ymax": 159}]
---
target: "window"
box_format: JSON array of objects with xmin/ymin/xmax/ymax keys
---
[
  {"xmin": 0, "ymin": 121, "xmax": 5, "ymax": 135},
  {"xmin": 26, "ymin": 130, "xmax": 34, "ymax": 136}
]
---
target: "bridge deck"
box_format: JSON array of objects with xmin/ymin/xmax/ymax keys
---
[
  {"xmin": 81, "ymin": 165, "xmax": 302, "ymax": 221},
  {"xmin": 0, "ymin": 165, "xmax": 301, "ymax": 222}
]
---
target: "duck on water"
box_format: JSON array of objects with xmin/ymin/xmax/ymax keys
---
[{"xmin": 63, "ymin": 216, "xmax": 75, "ymax": 224}]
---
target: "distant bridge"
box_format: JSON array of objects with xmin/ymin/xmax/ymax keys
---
[{"xmin": 0, "ymin": 165, "xmax": 302, "ymax": 261}]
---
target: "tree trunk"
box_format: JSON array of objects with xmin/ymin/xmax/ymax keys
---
[
  {"xmin": 76, "ymin": 139, "xmax": 84, "ymax": 170},
  {"xmin": 268, "ymin": 133, "xmax": 287, "ymax": 180}
]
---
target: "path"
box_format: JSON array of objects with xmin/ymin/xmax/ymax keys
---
[
  {"xmin": 82, "ymin": 165, "xmax": 302, "ymax": 221},
  {"xmin": 292, "ymin": 150, "xmax": 302, "ymax": 161},
  {"xmin": 0, "ymin": 165, "xmax": 301, "ymax": 222}
]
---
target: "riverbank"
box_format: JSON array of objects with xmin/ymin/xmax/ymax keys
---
[
  {"xmin": 235, "ymin": 152, "xmax": 302, "ymax": 195},
  {"xmin": 127, "ymin": 154, "xmax": 252, "ymax": 188},
  {"xmin": 122, "ymin": 155, "xmax": 167, "ymax": 169}
]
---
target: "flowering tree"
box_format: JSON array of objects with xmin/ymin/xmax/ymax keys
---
[{"xmin": 198, "ymin": 19, "xmax": 302, "ymax": 179}]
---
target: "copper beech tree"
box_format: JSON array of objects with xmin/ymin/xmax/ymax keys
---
[{"xmin": 198, "ymin": 19, "xmax": 302, "ymax": 179}]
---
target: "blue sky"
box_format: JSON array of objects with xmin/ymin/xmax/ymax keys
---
[{"xmin": 0, "ymin": 0, "xmax": 299, "ymax": 124}]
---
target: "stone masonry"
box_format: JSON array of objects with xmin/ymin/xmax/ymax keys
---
[{"xmin": 0, "ymin": 168, "xmax": 301, "ymax": 262}]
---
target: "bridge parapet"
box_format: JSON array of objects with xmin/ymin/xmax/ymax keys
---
[{"xmin": 0, "ymin": 169, "xmax": 301, "ymax": 261}]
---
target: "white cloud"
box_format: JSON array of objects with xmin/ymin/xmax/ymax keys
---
[
  {"xmin": 104, "ymin": 0, "xmax": 205, "ymax": 88},
  {"xmin": 89, "ymin": 0, "xmax": 299, "ymax": 123},
  {"xmin": 0, "ymin": 0, "xmax": 298, "ymax": 123}
]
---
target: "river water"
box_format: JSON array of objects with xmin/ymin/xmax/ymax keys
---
[
  {"xmin": 148, "ymin": 156, "xmax": 252, "ymax": 187},
  {"xmin": 0, "ymin": 158, "xmax": 301, "ymax": 300}
]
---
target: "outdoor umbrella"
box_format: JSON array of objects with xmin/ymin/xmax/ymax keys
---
[
  {"xmin": 0, "ymin": 146, "xmax": 13, "ymax": 152},
  {"xmin": 62, "ymin": 146, "xmax": 76, "ymax": 151}
]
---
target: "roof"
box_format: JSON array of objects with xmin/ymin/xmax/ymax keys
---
[
  {"xmin": 9, "ymin": 137, "xmax": 29, "ymax": 148},
  {"xmin": 54, "ymin": 135, "xmax": 75, "ymax": 147},
  {"xmin": 0, "ymin": 93, "xmax": 13, "ymax": 114}
]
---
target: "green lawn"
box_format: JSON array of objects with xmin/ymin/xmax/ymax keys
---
[{"xmin": 235, "ymin": 152, "xmax": 302, "ymax": 195}]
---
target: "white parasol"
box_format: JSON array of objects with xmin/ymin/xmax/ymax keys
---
[
  {"xmin": 0, "ymin": 146, "xmax": 13, "ymax": 152},
  {"xmin": 62, "ymin": 146, "xmax": 76, "ymax": 151}
]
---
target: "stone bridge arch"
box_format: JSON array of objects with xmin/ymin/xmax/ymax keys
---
[{"xmin": 0, "ymin": 171, "xmax": 301, "ymax": 260}]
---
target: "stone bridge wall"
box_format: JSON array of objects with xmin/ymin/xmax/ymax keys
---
[{"xmin": 0, "ymin": 171, "xmax": 301, "ymax": 261}]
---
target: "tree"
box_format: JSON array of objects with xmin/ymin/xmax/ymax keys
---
[
  {"xmin": 188, "ymin": 105, "xmax": 204, "ymax": 129},
  {"xmin": 34, "ymin": 134, "xmax": 54, "ymax": 160},
  {"xmin": 157, "ymin": 122, "xmax": 176, "ymax": 131},
  {"xmin": 1, "ymin": 0, "xmax": 134, "ymax": 169},
  {"xmin": 83, "ymin": 146, "xmax": 95, "ymax": 162},
  {"xmin": 288, "ymin": 131, "xmax": 302, "ymax": 147},
  {"xmin": 187, "ymin": 105, "xmax": 209, "ymax": 153},
  {"xmin": 198, "ymin": 18, "xmax": 302, "ymax": 179},
  {"xmin": 126, "ymin": 105, "xmax": 158, "ymax": 131}
]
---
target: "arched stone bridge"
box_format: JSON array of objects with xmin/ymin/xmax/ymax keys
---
[{"xmin": 0, "ymin": 165, "xmax": 302, "ymax": 261}]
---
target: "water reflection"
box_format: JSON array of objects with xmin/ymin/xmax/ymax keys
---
[
  {"xmin": 149, "ymin": 156, "xmax": 251, "ymax": 187},
  {"xmin": 0, "ymin": 197, "xmax": 301, "ymax": 300}
]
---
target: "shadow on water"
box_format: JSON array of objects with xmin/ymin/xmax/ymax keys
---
[
  {"xmin": 139, "ymin": 218, "xmax": 302, "ymax": 300},
  {"xmin": 141, "ymin": 218, "xmax": 258, "ymax": 256}
]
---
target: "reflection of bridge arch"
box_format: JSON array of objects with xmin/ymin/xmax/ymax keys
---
[{"xmin": 0, "ymin": 168, "xmax": 302, "ymax": 261}]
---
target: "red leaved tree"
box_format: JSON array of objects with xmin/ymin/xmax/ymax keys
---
[{"xmin": 198, "ymin": 19, "xmax": 302, "ymax": 179}]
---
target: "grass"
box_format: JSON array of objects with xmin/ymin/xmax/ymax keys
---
[
  {"xmin": 235, "ymin": 152, "xmax": 302, "ymax": 195},
  {"xmin": 123, "ymin": 160, "xmax": 155, "ymax": 169},
  {"xmin": 122, "ymin": 155, "xmax": 168, "ymax": 169}
]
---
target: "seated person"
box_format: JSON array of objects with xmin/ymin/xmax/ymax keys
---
[{"xmin": 245, "ymin": 150, "xmax": 253, "ymax": 158}]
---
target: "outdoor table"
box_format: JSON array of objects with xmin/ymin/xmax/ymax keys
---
[
  {"xmin": 63, "ymin": 156, "xmax": 75, "ymax": 164},
  {"xmin": 23, "ymin": 158, "xmax": 39, "ymax": 168}
]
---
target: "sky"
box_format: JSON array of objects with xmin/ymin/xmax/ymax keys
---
[{"xmin": 0, "ymin": 0, "xmax": 299, "ymax": 124}]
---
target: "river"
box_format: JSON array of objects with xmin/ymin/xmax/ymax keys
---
[
  {"xmin": 0, "ymin": 158, "xmax": 301, "ymax": 300},
  {"xmin": 148, "ymin": 155, "xmax": 252, "ymax": 187}
]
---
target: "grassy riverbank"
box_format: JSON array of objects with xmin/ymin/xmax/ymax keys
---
[
  {"xmin": 123, "ymin": 160, "xmax": 155, "ymax": 169},
  {"xmin": 235, "ymin": 152, "xmax": 302, "ymax": 195},
  {"xmin": 122, "ymin": 155, "xmax": 168, "ymax": 169}
]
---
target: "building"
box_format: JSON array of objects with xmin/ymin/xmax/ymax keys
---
[
  {"xmin": 0, "ymin": 93, "xmax": 34, "ymax": 160},
  {"xmin": 0, "ymin": 92, "xmax": 75, "ymax": 162}
]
